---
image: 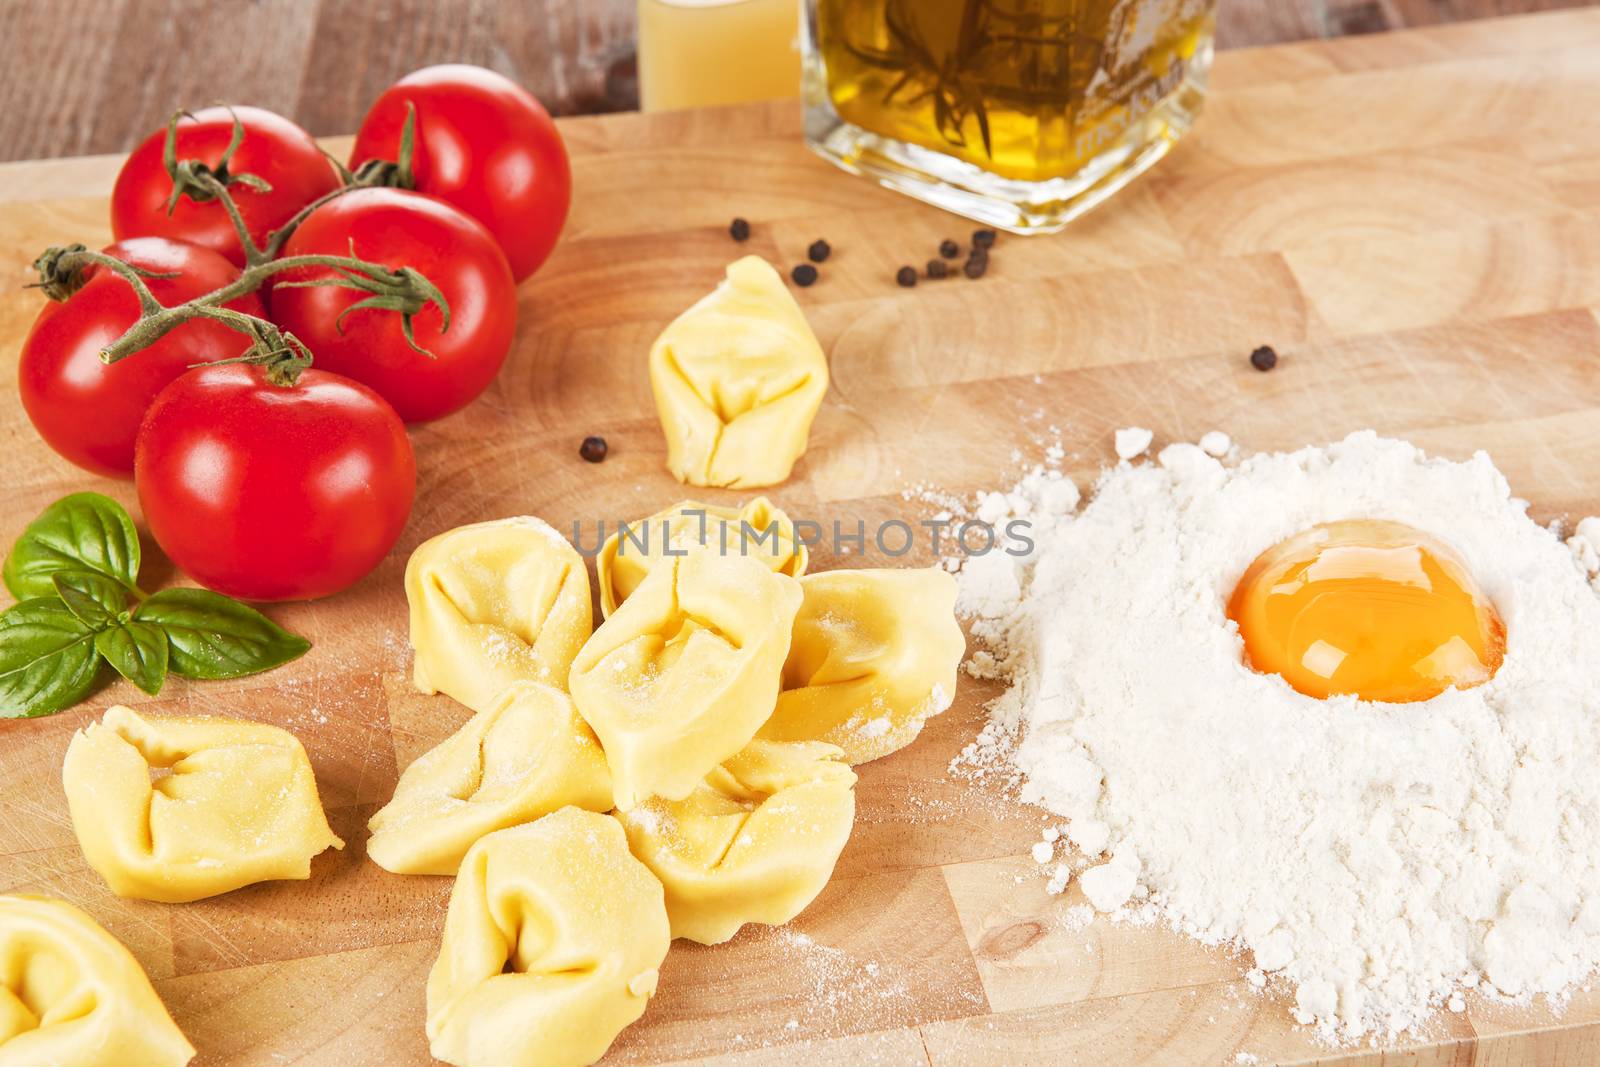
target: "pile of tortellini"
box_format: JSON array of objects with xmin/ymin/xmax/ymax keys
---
[
  {"xmin": 383, "ymin": 496, "xmax": 965, "ymax": 1066},
  {"xmin": 0, "ymin": 258, "xmax": 962, "ymax": 1067},
  {"xmin": 0, "ymin": 497, "xmax": 962, "ymax": 1067}
]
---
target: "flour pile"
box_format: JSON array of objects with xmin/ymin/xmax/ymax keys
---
[{"xmin": 957, "ymin": 431, "xmax": 1600, "ymax": 1042}]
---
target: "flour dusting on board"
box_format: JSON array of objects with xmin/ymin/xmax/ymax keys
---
[{"xmin": 952, "ymin": 430, "xmax": 1600, "ymax": 1043}]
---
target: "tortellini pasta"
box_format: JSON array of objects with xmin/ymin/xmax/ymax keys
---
[
  {"xmin": 596, "ymin": 496, "xmax": 808, "ymax": 617},
  {"xmin": 570, "ymin": 549, "xmax": 801, "ymax": 810},
  {"xmin": 759, "ymin": 568, "xmax": 966, "ymax": 764},
  {"xmin": 426, "ymin": 809, "xmax": 670, "ymax": 1067},
  {"xmin": 649, "ymin": 255, "xmax": 829, "ymax": 489},
  {"xmin": 62, "ymin": 706, "xmax": 342, "ymax": 903},
  {"xmin": 367, "ymin": 682, "xmax": 613, "ymax": 876},
  {"xmin": 407, "ymin": 516, "xmax": 593, "ymax": 710},
  {"xmin": 0, "ymin": 895, "xmax": 194, "ymax": 1067},
  {"xmin": 616, "ymin": 740, "xmax": 856, "ymax": 945}
]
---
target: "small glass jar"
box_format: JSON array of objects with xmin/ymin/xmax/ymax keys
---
[
  {"xmin": 638, "ymin": 0, "xmax": 803, "ymax": 112},
  {"xmin": 802, "ymin": 0, "xmax": 1217, "ymax": 233}
]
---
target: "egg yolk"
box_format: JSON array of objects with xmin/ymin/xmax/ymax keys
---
[{"xmin": 1227, "ymin": 520, "xmax": 1505, "ymax": 703}]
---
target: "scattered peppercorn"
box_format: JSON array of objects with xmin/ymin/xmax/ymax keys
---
[
  {"xmin": 579, "ymin": 435, "xmax": 608, "ymax": 463},
  {"xmin": 791, "ymin": 263, "xmax": 818, "ymax": 287},
  {"xmin": 926, "ymin": 259, "xmax": 949, "ymax": 279},
  {"xmin": 972, "ymin": 228, "xmax": 997, "ymax": 248},
  {"xmin": 1250, "ymin": 345, "xmax": 1279, "ymax": 372},
  {"xmin": 896, "ymin": 266, "xmax": 918, "ymax": 288},
  {"xmin": 807, "ymin": 239, "xmax": 831, "ymax": 263},
  {"xmin": 939, "ymin": 239, "xmax": 960, "ymax": 259},
  {"xmin": 729, "ymin": 217, "xmax": 751, "ymax": 241},
  {"xmin": 963, "ymin": 255, "xmax": 987, "ymax": 279}
]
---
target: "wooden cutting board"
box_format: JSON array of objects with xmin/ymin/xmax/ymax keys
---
[{"xmin": 4, "ymin": 10, "xmax": 1600, "ymax": 1066}]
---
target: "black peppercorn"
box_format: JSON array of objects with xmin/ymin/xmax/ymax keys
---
[
  {"xmin": 896, "ymin": 266, "xmax": 917, "ymax": 288},
  {"xmin": 926, "ymin": 259, "xmax": 949, "ymax": 279},
  {"xmin": 963, "ymin": 255, "xmax": 987, "ymax": 279},
  {"xmin": 972, "ymin": 228, "xmax": 997, "ymax": 248},
  {"xmin": 939, "ymin": 239, "xmax": 960, "ymax": 259},
  {"xmin": 729, "ymin": 217, "xmax": 751, "ymax": 241},
  {"xmin": 1250, "ymin": 345, "xmax": 1279, "ymax": 372},
  {"xmin": 791, "ymin": 263, "xmax": 818, "ymax": 287},
  {"xmin": 579, "ymin": 435, "xmax": 608, "ymax": 463},
  {"xmin": 807, "ymin": 239, "xmax": 831, "ymax": 263}
]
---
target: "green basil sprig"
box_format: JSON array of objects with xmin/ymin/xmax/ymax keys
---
[{"xmin": 0, "ymin": 494, "xmax": 310, "ymax": 717}]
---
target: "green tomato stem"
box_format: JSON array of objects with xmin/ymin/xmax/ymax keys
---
[{"xmin": 82, "ymin": 251, "xmax": 450, "ymax": 366}]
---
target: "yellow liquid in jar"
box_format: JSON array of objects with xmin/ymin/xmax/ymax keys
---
[
  {"xmin": 815, "ymin": 0, "xmax": 1215, "ymax": 182},
  {"xmin": 1227, "ymin": 520, "xmax": 1506, "ymax": 704},
  {"xmin": 638, "ymin": 0, "xmax": 802, "ymax": 112}
]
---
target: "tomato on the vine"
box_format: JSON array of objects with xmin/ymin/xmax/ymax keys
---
[
  {"xmin": 18, "ymin": 238, "xmax": 264, "ymax": 478},
  {"xmin": 111, "ymin": 106, "xmax": 339, "ymax": 268},
  {"xmin": 135, "ymin": 363, "xmax": 416, "ymax": 602},
  {"xmin": 269, "ymin": 187, "xmax": 517, "ymax": 423},
  {"xmin": 350, "ymin": 65, "xmax": 571, "ymax": 282}
]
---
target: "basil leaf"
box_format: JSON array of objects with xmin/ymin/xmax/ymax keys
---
[
  {"xmin": 4, "ymin": 493, "xmax": 142, "ymax": 600},
  {"xmin": 134, "ymin": 588, "xmax": 310, "ymax": 679},
  {"xmin": 0, "ymin": 598, "xmax": 104, "ymax": 718},
  {"xmin": 95, "ymin": 621, "xmax": 168, "ymax": 696},
  {"xmin": 52, "ymin": 571, "xmax": 127, "ymax": 628}
]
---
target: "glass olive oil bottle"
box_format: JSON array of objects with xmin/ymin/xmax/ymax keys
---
[{"xmin": 805, "ymin": 0, "xmax": 1216, "ymax": 230}]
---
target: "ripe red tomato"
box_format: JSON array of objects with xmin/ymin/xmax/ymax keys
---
[
  {"xmin": 135, "ymin": 363, "xmax": 416, "ymax": 602},
  {"xmin": 269, "ymin": 187, "xmax": 517, "ymax": 423},
  {"xmin": 350, "ymin": 65, "xmax": 571, "ymax": 282},
  {"xmin": 111, "ymin": 106, "xmax": 339, "ymax": 268},
  {"xmin": 18, "ymin": 238, "xmax": 265, "ymax": 478}
]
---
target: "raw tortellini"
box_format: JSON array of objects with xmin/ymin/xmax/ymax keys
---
[
  {"xmin": 426, "ymin": 809, "xmax": 669, "ymax": 1067},
  {"xmin": 367, "ymin": 682, "xmax": 613, "ymax": 875},
  {"xmin": 759, "ymin": 568, "xmax": 966, "ymax": 764},
  {"xmin": 649, "ymin": 255, "xmax": 829, "ymax": 489},
  {"xmin": 616, "ymin": 740, "xmax": 856, "ymax": 944},
  {"xmin": 407, "ymin": 516, "xmax": 593, "ymax": 710},
  {"xmin": 596, "ymin": 496, "xmax": 808, "ymax": 617},
  {"xmin": 570, "ymin": 549, "xmax": 802, "ymax": 810},
  {"xmin": 62, "ymin": 706, "xmax": 342, "ymax": 903},
  {"xmin": 0, "ymin": 895, "xmax": 194, "ymax": 1067}
]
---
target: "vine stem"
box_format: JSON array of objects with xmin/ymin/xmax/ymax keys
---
[
  {"xmin": 71, "ymin": 250, "xmax": 169, "ymax": 317},
  {"xmin": 176, "ymin": 167, "xmax": 344, "ymax": 270},
  {"xmin": 31, "ymin": 244, "xmax": 449, "ymax": 365},
  {"xmin": 194, "ymin": 101, "xmax": 417, "ymax": 265},
  {"xmin": 85, "ymin": 250, "xmax": 448, "ymax": 364},
  {"xmin": 211, "ymin": 174, "xmax": 270, "ymax": 267},
  {"xmin": 206, "ymin": 171, "xmax": 358, "ymax": 267}
]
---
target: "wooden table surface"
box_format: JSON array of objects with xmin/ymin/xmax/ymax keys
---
[
  {"xmin": 0, "ymin": 0, "xmax": 1595, "ymax": 162},
  {"xmin": 4, "ymin": 8, "xmax": 1600, "ymax": 1066}
]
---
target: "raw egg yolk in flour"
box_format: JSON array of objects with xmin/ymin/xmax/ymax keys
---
[{"xmin": 1228, "ymin": 520, "xmax": 1506, "ymax": 703}]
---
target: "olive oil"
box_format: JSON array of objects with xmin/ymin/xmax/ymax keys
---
[{"xmin": 812, "ymin": 0, "xmax": 1214, "ymax": 186}]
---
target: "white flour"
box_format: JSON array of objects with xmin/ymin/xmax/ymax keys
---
[{"xmin": 957, "ymin": 431, "xmax": 1600, "ymax": 1042}]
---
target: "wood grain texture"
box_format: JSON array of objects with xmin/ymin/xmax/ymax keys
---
[
  {"xmin": 3, "ymin": 8, "xmax": 1600, "ymax": 1065},
  {"xmin": 0, "ymin": 0, "xmax": 638, "ymax": 163},
  {"xmin": 1, "ymin": 0, "xmax": 1598, "ymax": 161}
]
